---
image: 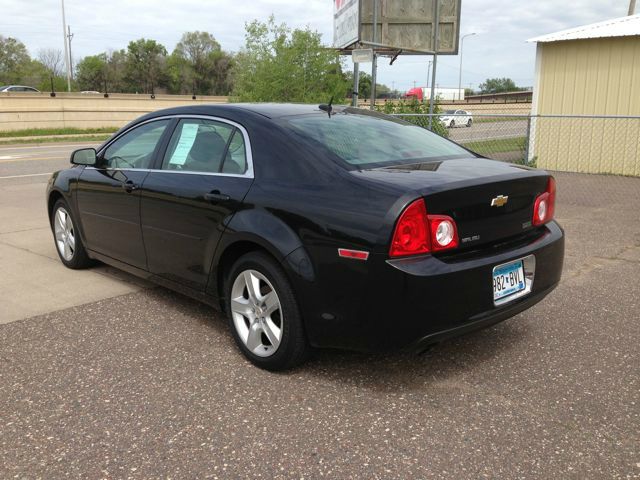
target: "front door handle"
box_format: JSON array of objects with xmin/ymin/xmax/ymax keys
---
[
  {"xmin": 123, "ymin": 180, "xmax": 139, "ymax": 193},
  {"xmin": 204, "ymin": 191, "xmax": 230, "ymax": 203}
]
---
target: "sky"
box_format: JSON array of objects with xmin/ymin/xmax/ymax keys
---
[{"xmin": 0, "ymin": 0, "xmax": 630, "ymax": 92}]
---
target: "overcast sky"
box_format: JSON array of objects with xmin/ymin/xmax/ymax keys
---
[{"xmin": 0, "ymin": 0, "xmax": 629, "ymax": 92}]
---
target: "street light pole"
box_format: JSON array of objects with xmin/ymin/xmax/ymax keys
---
[
  {"xmin": 61, "ymin": 0, "xmax": 71, "ymax": 92},
  {"xmin": 458, "ymin": 33, "xmax": 476, "ymax": 101}
]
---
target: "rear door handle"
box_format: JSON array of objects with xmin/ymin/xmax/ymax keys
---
[
  {"xmin": 123, "ymin": 180, "xmax": 139, "ymax": 193},
  {"xmin": 204, "ymin": 191, "xmax": 230, "ymax": 203}
]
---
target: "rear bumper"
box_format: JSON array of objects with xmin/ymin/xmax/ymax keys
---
[
  {"xmin": 303, "ymin": 221, "xmax": 564, "ymax": 352},
  {"xmin": 408, "ymin": 281, "xmax": 558, "ymax": 353}
]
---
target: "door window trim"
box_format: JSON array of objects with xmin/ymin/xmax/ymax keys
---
[{"xmin": 92, "ymin": 114, "xmax": 255, "ymax": 179}]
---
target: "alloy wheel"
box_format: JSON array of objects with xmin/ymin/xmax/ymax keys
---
[
  {"xmin": 54, "ymin": 207, "xmax": 76, "ymax": 261},
  {"xmin": 230, "ymin": 269, "xmax": 283, "ymax": 357}
]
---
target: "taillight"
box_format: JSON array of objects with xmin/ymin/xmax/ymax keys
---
[
  {"xmin": 428, "ymin": 215, "xmax": 459, "ymax": 252},
  {"xmin": 389, "ymin": 199, "xmax": 430, "ymax": 257},
  {"xmin": 533, "ymin": 177, "xmax": 556, "ymax": 226},
  {"xmin": 389, "ymin": 199, "xmax": 459, "ymax": 257}
]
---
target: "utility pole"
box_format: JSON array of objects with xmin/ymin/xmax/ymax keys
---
[
  {"xmin": 629, "ymin": 0, "xmax": 637, "ymax": 15},
  {"xmin": 61, "ymin": 0, "xmax": 71, "ymax": 92},
  {"xmin": 458, "ymin": 33, "xmax": 476, "ymax": 101},
  {"xmin": 67, "ymin": 26, "xmax": 74, "ymax": 82},
  {"xmin": 426, "ymin": 60, "xmax": 433, "ymax": 99}
]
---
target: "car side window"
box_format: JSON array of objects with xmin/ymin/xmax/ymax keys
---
[
  {"xmin": 103, "ymin": 119, "xmax": 170, "ymax": 169},
  {"xmin": 162, "ymin": 119, "xmax": 238, "ymax": 173},
  {"xmin": 221, "ymin": 129, "xmax": 248, "ymax": 174}
]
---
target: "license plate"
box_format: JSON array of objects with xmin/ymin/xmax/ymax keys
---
[{"xmin": 492, "ymin": 259, "xmax": 526, "ymax": 301}]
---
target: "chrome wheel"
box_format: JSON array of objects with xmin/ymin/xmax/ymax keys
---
[
  {"xmin": 54, "ymin": 207, "xmax": 76, "ymax": 261},
  {"xmin": 230, "ymin": 269, "xmax": 283, "ymax": 357}
]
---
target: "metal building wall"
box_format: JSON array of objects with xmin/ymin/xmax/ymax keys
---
[{"xmin": 532, "ymin": 36, "xmax": 640, "ymax": 175}]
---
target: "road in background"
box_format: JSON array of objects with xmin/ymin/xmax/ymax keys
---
[
  {"xmin": 0, "ymin": 143, "xmax": 96, "ymax": 180},
  {"xmin": 449, "ymin": 119, "xmax": 527, "ymax": 143}
]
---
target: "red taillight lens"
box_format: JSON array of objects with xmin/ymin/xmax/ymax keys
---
[
  {"xmin": 389, "ymin": 199, "xmax": 459, "ymax": 257},
  {"xmin": 389, "ymin": 199, "xmax": 430, "ymax": 257},
  {"xmin": 533, "ymin": 177, "xmax": 556, "ymax": 226}
]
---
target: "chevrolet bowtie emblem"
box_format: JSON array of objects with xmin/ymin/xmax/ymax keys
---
[{"xmin": 491, "ymin": 195, "xmax": 509, "ymax": 207}]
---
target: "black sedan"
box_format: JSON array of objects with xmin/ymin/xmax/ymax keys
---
[{"xmin": 46, "ymin": 104, "xmax": 564, "ymax": 370}]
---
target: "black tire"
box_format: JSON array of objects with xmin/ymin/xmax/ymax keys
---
[
  {"xmin": 51, "ymin": 199, "xmax": 92, "ymax": 269},
  {"xmin": 467, "ymin": 118, "xmax": 472, "ymax": 127},
  {"xmin": 225, "ymin": 251, "xmax": 308, "ymax": 371},
  {"xmin": 449, "ymin": 120, "xmax": 455, "ymax": 128}
]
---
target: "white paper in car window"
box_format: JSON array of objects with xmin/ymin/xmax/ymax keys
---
[{"xmin": 169, "ymin": 123, "xmax": 199, "ymax": 165}]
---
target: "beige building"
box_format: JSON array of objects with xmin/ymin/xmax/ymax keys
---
[{"xmin": 528, "ymin": 15, "xmax": 640, "ymax": 176}]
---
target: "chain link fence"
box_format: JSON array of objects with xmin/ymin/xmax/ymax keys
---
[{"xmin": 391, "ymin": 113, "xmax": 640, "ymax": 213}]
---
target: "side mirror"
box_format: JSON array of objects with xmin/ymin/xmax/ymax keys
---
[{"xmin": 70, "ymin": 148, "xmax": 97, "ymax": 166}]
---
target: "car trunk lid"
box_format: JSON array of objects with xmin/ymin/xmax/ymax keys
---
[{"xmin": 354, "ymin": 158, "xmax": 550, "ymax": 250}]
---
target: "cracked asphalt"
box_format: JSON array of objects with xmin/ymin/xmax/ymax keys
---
[{"xmin": 1, "ymin": 149, "xmax": 639, "ymax": 479}]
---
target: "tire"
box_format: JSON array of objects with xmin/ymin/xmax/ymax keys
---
[
  {"xmin": 467, "ymin": 118, "xmax": 472, "ymax": 127},
  {"xmin": 51, "ymin": 199, "xmax": 92, "ymax": 269},
  {"xmin": 449, "ymin": 120, "xmax": 455, "ymax": 128},
  {"xmin": 225, "ymin": 251, "xmax": 308, "ymax": 371}
]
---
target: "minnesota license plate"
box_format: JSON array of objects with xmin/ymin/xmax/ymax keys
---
[{"xmin": 492, "ymin": 259, "xmax": 526, "ymax": 302}]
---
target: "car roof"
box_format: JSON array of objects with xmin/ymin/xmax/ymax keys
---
[{"xmin": 141, "ymin": 103, "xmax": 329, "ymax": 122}]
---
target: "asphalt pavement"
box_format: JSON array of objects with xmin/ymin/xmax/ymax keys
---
[
  {"xmin": 449, "ymin": 119, "xmax": 528, "ymax": 143},
  {"xmin": 0, "ymin": 142, "xmax": 638, "ymax": 479}
]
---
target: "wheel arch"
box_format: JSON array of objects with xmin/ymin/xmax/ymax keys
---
[
  {"xmin": 47, "ymin": 189, "xmax": 65, "ymax": 222},
  {"xmin": 208, "ymin": 213, "xmax": 315, "ymax": 310}
]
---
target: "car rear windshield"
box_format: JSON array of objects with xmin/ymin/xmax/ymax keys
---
[{"xmin": 284, "ymin": 111, "xmax": 472, "ymax": 169}]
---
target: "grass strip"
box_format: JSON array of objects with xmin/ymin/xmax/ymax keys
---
[
  {"xmin": 0, "ymin": 127, "xmax": 119, "ymax": 138},
  {"xmin": 0, "ymin": 134, "xmax": 111, "ymax": 146},
  {"xmin": 462, "ymin": 136, "xmax": 526, "ymax": 155}
]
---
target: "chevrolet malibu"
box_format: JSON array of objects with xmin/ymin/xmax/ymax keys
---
[{"xmin": 46, "ymin": 104, "xmax": 564, "ymax": 370}]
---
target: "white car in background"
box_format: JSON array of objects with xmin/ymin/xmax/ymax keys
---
[
  {"xmin": 440, "ymin": 109, "xmax": 473, "ymax": 128},
  {"xmin": 0, "ymin": 85, "xmax": 40, "ymax": 93}
]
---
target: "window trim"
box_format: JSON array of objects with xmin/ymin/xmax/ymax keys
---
[
  {"xmin": 101, "ymin": 117, "xmax": 172, "ymax": 170},
  {"xmin": 92, "ymin": 114, "xmax": 254, "ymax": 179}
]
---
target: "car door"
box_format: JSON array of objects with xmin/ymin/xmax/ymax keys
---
[
  {"xmin": 76, "ymin": 118, "xmax": 172, "ymax": 269},
  {"xmin": 140, "ymin": 117, "xmax": 254, "ymax": 291}
]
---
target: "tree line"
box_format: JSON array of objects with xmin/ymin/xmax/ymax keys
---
[{"xmin": 0, "ymin": 17, "xmax": 399, "ymax": 101}]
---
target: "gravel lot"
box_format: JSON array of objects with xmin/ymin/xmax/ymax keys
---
[{"xmin": 1, "ymin": 156, "xmax": 639, "ymax": 478}]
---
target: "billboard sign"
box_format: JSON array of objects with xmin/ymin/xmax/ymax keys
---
[
  {"xmin": 337, "ymin": 0, "xmax": 462, "ymax": 56},
  {"xmin": 333, "ymin": 0, "xmax": 360, "ymax": 49}
]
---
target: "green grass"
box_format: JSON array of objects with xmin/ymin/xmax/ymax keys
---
[
  {"xmin": 462, "ymin": 136, "xmax": 526, "ymax": 155},
  {"xmin": 0, "ymin": 134, "xmax": 112, "ymax": 146},
  {"xmin": 0, "ymin": 127, "xmax": 119, "ymax": 138}
]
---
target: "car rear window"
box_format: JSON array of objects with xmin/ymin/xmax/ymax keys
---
[{"xmin": 284, "ymin": 111, "xmax": 471, "ymax": 169}]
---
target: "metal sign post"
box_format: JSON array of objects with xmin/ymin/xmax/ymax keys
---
[
  {"xmin": 428, "ymin": 0, "xmax": 441, "ymax": 130},
  {"xmin": 352, "ymin": 62, "xmax": 360, "ymax": 107},
  {"xmin": 370, "ymin": 0, "xmax": 379, "ymax": 110}
]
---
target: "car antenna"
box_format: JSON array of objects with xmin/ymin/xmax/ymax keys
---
[{"xmin": 319, "ymin": 96, "xmax": 334, "ymax": 118}]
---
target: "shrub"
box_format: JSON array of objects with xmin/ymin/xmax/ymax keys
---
[{"xmin": 376, "ymin": 98, "xmax": 449, "ymax": 138}]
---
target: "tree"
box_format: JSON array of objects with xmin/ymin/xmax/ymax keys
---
[
  {"xmin": 37, "ymin": 48, "xmax": 64, "ymax": 78},
  {"xmin": 105, "ymin": 49, "xmax": 127, "ymax": 92},
  {"xmin": 169, "ymin": 31, "xmax": 234, "ymax": 95},
  {"xmin": 0, "ymin": 36, "xmax": 31, "ymax": 84},
  {"xmin": 124, "ymin": 39, "xmax": 168, "ymax": 93},
  {"xmin": 76, "ymin": 54, "xmax": 108, "ymax": 91},
  {"xmin": 478, "ymin": 77, "xmax": 519, "ymax": 94},
  {"xmin": 232, "ymin": 16, "xmax": 346, "ymax": 103}
]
